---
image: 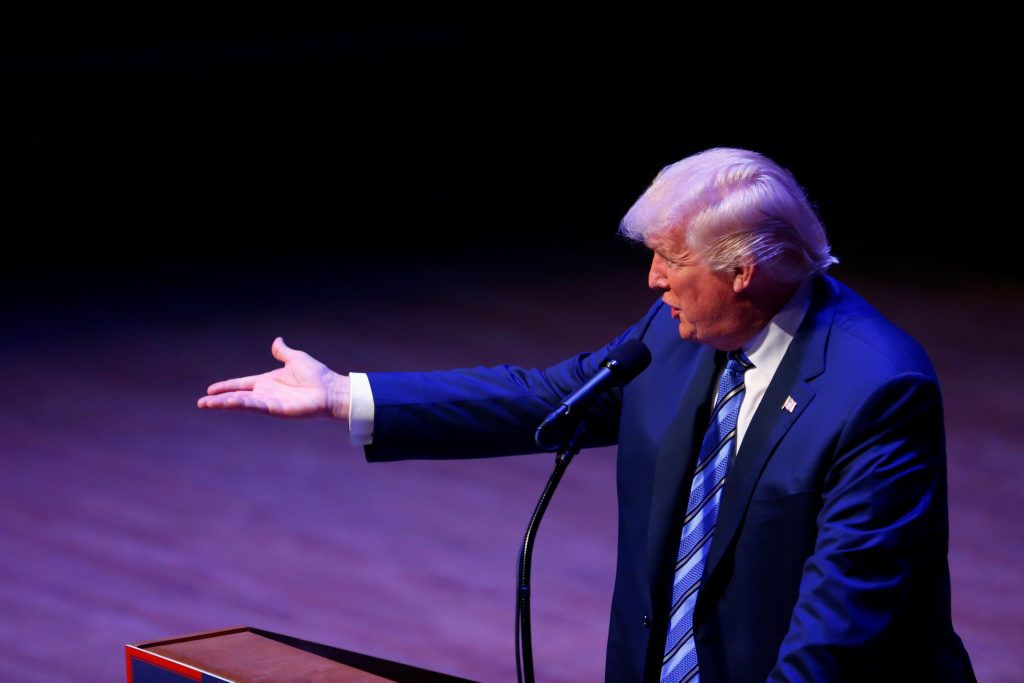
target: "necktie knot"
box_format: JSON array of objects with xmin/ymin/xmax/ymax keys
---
[
  {"xmin": 729, "ymin": 350, "xmax": 753, "ymax": 371},
  {"xmin": 712, "ymin": 351, "xmax": 752, "ymax": 419}
]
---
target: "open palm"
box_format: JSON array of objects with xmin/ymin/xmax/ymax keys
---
[{"xmin": 198, "ymin": 337, "xmax": 344, "ymax": 419}]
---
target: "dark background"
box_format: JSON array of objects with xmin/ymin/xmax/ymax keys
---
[{"xmin": 2, "ymin": 24, "xmax": 1010, "ymax": 320}]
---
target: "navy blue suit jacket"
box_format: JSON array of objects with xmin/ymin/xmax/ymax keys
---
[{"xmin": 365, "ymin": 275, "xmax": 975, "ymax": 682}]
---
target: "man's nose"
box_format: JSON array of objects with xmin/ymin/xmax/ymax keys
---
[{"xmin": 648, "ymin": 255, "xmax": 668, "ymax": 290}]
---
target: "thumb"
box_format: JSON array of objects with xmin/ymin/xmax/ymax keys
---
[{"xmin": 272, "ymin": 336, "xmax": 295, "ymax": 363}]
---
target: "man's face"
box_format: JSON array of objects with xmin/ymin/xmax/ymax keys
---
[{"xmin": 646, "ymin": 233, "xmax": 742, "ymax": 350}]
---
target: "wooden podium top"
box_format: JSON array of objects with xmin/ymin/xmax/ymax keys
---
[{"xmin": 127, "ymin": 626, "xmax": 475, "ymax": 683}]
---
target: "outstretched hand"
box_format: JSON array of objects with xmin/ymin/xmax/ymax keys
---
[{"xmin": 197, "ymin": 337, "xmax": 350, "ymax": 420}]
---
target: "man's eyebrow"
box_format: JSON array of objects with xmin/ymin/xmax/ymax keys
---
[{"xmin": 656, "ymin": 247, "xmax": 690, "ymax": 262}]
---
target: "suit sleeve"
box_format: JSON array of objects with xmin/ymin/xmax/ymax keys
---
[
  {"xmin": 364, "ymin": 300, "xmax": 664, "ymax": 461},
  {"xmin": 768, "ymin": 372, "xmax": 951, "ymax": 681}
]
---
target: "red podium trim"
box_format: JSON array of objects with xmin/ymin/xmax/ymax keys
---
[{"xmin": 126, "ymin": 645, "xmax": 203, "ymax": 682}]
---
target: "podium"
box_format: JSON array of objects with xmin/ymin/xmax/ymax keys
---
[{"xmin": 126, "ymin": 626, "xmax": 476, "ymax": 682}]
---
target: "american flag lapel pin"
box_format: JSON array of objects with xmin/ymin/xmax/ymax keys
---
[{"xmin": 782, "ymin": 396, "xmax": 797, "ymax": 413}]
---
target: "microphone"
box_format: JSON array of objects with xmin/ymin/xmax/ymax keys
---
[{"xmin": 534, "ymin": 339, "xmax": 651, "ymax": 451}]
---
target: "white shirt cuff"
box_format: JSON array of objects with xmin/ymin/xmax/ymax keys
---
[{"xmin": 347, "ymin": 372, "xmax": 375, "ymax": 446}]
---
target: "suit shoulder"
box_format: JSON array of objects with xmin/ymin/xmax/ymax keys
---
[{"xmin": 821, "ymin": 277, "xmax": 938, "ymax": 383}]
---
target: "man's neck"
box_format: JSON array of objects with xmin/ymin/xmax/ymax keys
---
[{"xmin": 726, "ymin": 277, "xmax": 808, "ymax": 351}]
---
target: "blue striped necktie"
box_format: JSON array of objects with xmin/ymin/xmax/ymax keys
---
[{"xmin": 661, "ymin": 351, "xmax": 753, "ymax": 683}]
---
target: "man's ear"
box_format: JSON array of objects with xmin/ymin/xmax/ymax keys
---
[{"xmin": 732, "ymin": 262, "xmax": 755, "ymax": 293}]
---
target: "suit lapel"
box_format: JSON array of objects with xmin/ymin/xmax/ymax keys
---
[
  {"xmin": 702, "ymin": 359, "xmax": 815, "ymax": 579},
  {"xmin": 645, "ymin": 344, "xmax": 718, "ymax": 589},
  {"xmin": 703, "ymin": 276, "xmax": 836, "ymax": 581}
]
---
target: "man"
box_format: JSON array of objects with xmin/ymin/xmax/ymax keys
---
[{"xmin": 199, "ymin": 148, "xmax": 976, "ymax": 681}]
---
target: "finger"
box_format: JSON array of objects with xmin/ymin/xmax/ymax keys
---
[
  {"xmin": 197, "ymin": 392, "xmax": 270, "ymax": 412},
  {"xmin": 206, "ymin": 376, "xmax": 258, "ymax": 395},
  {"xmin": 272, "ymin": 336, "xmax": 295, "ymax": 363}
]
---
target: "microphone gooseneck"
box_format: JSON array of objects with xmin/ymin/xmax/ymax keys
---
[{"xmin": 516, "ymin": 340, "xmax": 651, "ymax": 683}]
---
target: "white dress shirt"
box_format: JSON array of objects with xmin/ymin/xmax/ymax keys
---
[{"xmin": 731, "ymin": 279, "xmax": 812, "ymax": 453}]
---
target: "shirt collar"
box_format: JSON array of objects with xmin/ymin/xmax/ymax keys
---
[{"xmin": 741, "ymin": 278, "xmax": 813, "ymax": 370}]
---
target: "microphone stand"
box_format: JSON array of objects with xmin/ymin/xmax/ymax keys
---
[{"xmin": 515, "ymin": 422, "xmax": 584, "ymax": 683}]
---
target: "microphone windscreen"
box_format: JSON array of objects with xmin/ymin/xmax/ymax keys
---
[{"xmin": 601, "ymin": 340, "xmax": 652, "ymax": 385}]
